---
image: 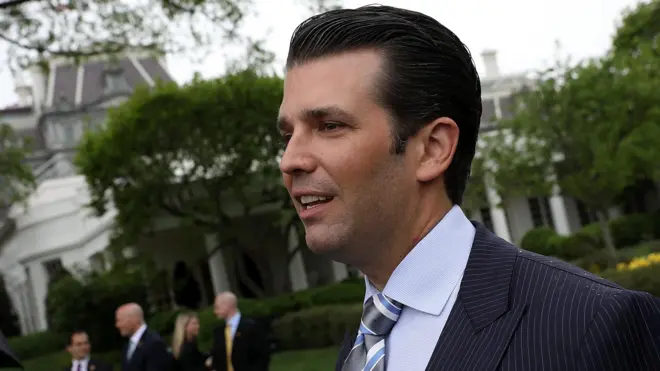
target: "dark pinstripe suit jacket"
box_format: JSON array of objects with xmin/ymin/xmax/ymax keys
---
[{"xmin": 336, "ymin": 223, "xmax": 660, "ymax": 371}]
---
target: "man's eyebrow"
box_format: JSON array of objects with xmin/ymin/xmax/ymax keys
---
[{"xmin": 277, "ymin": 106, "xmax": 354, "ymax": 131}]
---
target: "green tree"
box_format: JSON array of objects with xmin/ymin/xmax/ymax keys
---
[
  {"xmin": 75, "ymin": 70, "xmax": 295, "ymax": 297},
  {"xmin": 482, "ymin": 46, "xmax": 660, "ymax": 267},
  {"xmin": 0, "ymin": 123, "xmax": 35, "ymax": 209},
  {"xmin": 612, "ymin": 0, "xmax": 660, "ymax": 55},
  {"xmin": 0, "ymin": 0, "xmax": 341, "ymax": 70}
]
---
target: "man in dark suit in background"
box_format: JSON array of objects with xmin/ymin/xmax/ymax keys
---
[
  {"xmin": 64, "ymin": 330, "xmax": 112, "ymax": 371},
  {"xmin": 210, "ymin": 292, "xmax": 269, "ymax": 371},
  {"xmin": 115, "ymin": 303, "xmax": 172, "ymax": 371},
  {"xmin": 0, "ymin": 331, "xmax": 21, "ymax": 369},
  {"xmin": 279, "ymin": 5, "xmax": 660, "ymax": 371}
]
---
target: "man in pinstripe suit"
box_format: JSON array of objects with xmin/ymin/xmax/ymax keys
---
[{"xmin": 278, "ymin": 5, "xmax": 660, "ymax": 371}]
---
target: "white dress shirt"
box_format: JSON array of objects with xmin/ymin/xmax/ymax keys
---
[
  {"xmin": 127, "ymin": 323, "xmax": 147, "ymax": 359},
  {"xmin": 226, "ymin": 311, "xmax": 242, "ymax": 340},
  {"xmin": 71, "ymin": 357, "xmax": 89, "ymax": 371},
  {"xmin": 363, "ymin": 205, "xmax": 475, "ymax": 370}
]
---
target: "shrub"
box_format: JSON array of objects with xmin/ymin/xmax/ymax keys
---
[
  {"xmin": 600, "ymin": 261, "xmax": 660, "ymax": 298},
  {"xmin": 7, "ymin": 331, "xmax": 67, "ymax": 360},
  {"xmin": 549, "ymin": 233, "xmax": 599, "ymax": 261},
  {"xmin": 520, "ymin": 227, "xmax": 559, "ymax": 256},
  {"xmin": 574, "ymin": 242, "xmax": 660, "ymax": 273},
  {"xmin": 46, "ymin": 267, "xmax": 150, "ymax": 352},
  {"xmin": 272, "ymin": 304, "xmax": 362, "ymax": 351},
  {"xmin": 610, "ymin": 213, "xmax": 657, "ymax": 248}
]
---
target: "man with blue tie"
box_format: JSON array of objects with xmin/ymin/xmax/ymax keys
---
[{"xmin": 277, "ymin": 5, "xmax": 660, "ymax": 371}]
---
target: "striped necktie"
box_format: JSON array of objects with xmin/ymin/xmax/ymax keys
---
[{"xmin": 342, "ymin": 293, "xmax": 403, "ymax": 371}]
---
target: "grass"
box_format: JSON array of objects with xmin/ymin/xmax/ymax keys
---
[{"xmin": 9, "ymin": 347, "xmax": 338, "ymax": 371}]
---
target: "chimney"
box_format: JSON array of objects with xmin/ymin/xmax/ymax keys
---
[
  {"xmin": 13, "ymin": 73, "xmax": 33, "ymax": 106},
  {"xmin": 481, "ymin": 49, "xmax": 500, "ymax": 78}
]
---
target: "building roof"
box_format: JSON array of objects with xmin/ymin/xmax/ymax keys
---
[{"xmin": 49, "ymin": 56, "xmax": 173, "ymax": 107}]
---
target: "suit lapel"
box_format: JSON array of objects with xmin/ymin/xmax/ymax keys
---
[{"xmin": 425, "ymin": 223, "xmax": 527, "ymax": 371}]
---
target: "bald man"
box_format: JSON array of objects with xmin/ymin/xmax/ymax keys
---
[
  {"xmin": 115, "ymin": 303, "xmax": 172, "ymax": 371},
  {"xmin": 210, "ymin": 292, "xmax": 270, "ymax": 371}
]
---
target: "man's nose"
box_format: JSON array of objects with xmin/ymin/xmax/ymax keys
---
[{"xmin": 279, "ymin": 133, "xmax": 316, "ymax": 175}]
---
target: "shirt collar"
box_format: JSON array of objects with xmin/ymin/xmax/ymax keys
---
[
  {"xmin": 130, "ymin": 324, "xmax": 147, "ymax": 344},
  {"xmin": 227, "ymin": 311, "xmax": 241, "ymax": 327},
  {"xmin": 73, "ymin": 358, "xmax": 89, "ymax": 365},
  {"xmin": 364, "ymin": 205, "xmax": 475, "ymax": 315}
]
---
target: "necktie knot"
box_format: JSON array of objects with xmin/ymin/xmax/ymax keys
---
[{"xmin": 359, "ymin": 293, "xmax": 403, "ymax": 337}]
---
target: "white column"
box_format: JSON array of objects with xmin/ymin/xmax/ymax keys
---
[
  {"xmin": 332, "ymin": 262, "xmax": 348, "ymax": 282},
  {"xmin": 288, "ymin": 227, "xmax": 308, "ymax": 292},
  {"xmin": 27, "ymin": 262, "xmax": 49, "ymax": 331},
  {"xmin": 548, "ymin": 186, "xmax": 571, "ymax": 236},
  {"xmin": 485, "ymin": 185, "xmax": 512, "ymax": 242},
  {"xmin": 204, "ymin": 234, "xmax": 230, "ymax": 294}
]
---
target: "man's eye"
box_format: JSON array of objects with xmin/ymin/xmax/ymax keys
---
[
  {"xmin": 279, "ymin": 134, "xmax": 291, "ymax": 146},
  {"xmin": 321, "ymin": 122, "xmax": 343, "ymax": 131}
]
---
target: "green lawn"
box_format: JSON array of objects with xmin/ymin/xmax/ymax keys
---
[{"xmin": 9, "ymin": 347, "xmax": 338, "ymax": 371}]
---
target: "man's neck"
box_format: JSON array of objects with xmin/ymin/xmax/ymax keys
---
[
  {"xmin": 361, "ymin": 198, "xmax": 453, "ymax": 291},
  {"xmin": 225, "ymin": 310, "xmax": 238, "ymax": 321}
]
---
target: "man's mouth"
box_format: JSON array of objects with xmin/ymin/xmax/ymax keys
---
[{"xmin": 299, "ymin": 195, "xmax": 334, "ymax": 210}]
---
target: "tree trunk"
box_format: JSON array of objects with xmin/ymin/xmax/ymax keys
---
[{"xmin": 595, "ymin": 209, "xmax": 618, "ymax": 268}]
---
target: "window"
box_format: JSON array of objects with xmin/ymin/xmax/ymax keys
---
[
  {"xmin": 103, "ymin": 68, "xmax": 131, "ymax": 95},
  {"xmin": 528, "ymin": 196, "xmax": 555, "ymax": 229}
]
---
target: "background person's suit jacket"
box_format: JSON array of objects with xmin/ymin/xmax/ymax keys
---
[
  {"xmin": 336, "ymin": 222, "xmax": 660, "ymax": 371},
  {"xmin": 211, "ymin": 316, "xmax": 270, "ymax": 371},
  {"xmin": 121, "ymin": 329, "xmax": 172, "ymax": 371}
]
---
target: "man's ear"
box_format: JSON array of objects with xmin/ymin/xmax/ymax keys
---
[{"xmin": 415, "ymin": 117, "xmax": 459, "ymax": 182}]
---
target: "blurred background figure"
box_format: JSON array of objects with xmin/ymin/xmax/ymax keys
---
[
  {"xmin": 171, "ymin": 312, "xmax": 208, "ymax": 371},
  {"xmin": 210, "ymin": 292, "xmax": 270, "ymax": 371},
  {"xmin": 115, "ymin": 303, "xmax": 172, "ymax": 371},
  {"xmin": 64, "ymin": 329, "xmax": 112, "ymax": 371}
]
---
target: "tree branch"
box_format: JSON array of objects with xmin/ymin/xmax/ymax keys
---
[{"xmin": 0, "ymin": 0, "xmax": 33, "ymax": 9}]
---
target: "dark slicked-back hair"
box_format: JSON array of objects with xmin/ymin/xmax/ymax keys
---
[{"xmin": 286, "ymin": 5, "xmax": 482, "ymax": 205}]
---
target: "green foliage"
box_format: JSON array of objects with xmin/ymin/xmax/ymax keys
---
[
  {"xmin": 7, "ymin": 331, "xmax": 67, "ymax": 360},
  {"xmin": 46, "ymin": 266, "xmax": 149, "ymax": 352},
  {"xmin": 0, "ymin": 123, "xmax": 35, "ymax": 208},
  {"xmin": 520, "ymin": 226, "xmax": 559, "ymax": 256},
  {"xmin": 575, "ymin": 241, "xmax": 660, "ymax": 273},
  {"xmin": 75, "ymin": 70, "xmax": 293, "ymax": 295},
  {"xmin": 0, "ymin": 0, "xmax": 341, "ymax": 70},
  {"xmin": 610, "ymin": 213, "xmax": 658, "ymax": 247},
  {"xmin": 612, "ymin": 0, "xmax": 660, "ymax": 55},
  {"xmin": 549, "ymin": 231, "xmax": 600, "ymax": 261},
  {"xmin": 483, "ymin": 44, "xmax": 660, "ymax": 265},
  {"xmin": 272, "ymin": 304, "xmax": 362, "ymax": 351},
  {"xmin": 600, "ymin": 263, "xmax": 660, "ymax": 298}
]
